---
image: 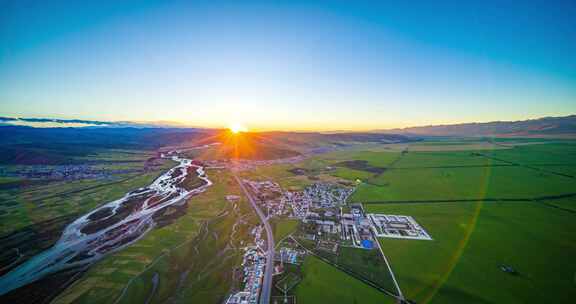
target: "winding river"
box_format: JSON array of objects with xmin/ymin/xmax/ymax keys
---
[{"xmin": 0, "ymin": 152, "xmax": 212, "ymax": 296}]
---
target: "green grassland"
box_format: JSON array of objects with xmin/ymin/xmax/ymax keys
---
[
  {"xmin": 336, "ymin": 246, "xmax": 399, "ymax": 293},
  {"xmin": 271, "ymin": 218, "xmax": 299, "ymax": 242},
  {"xmin": 0, "ymin": 158, "xmax": 173, "ymax": 236},
  {"xmin": 331, "ymin": 167, "xmax": 375, "ymax": 181},
  {"xmin": 366, "ymin": 202, "xmax": 576, "ymax": 303},
  {"xmin": 543, "ymin": 196, "xmax": 576, "ymax": 212},
  {"xmin": 4, "ymin": 138, "xmax": 576, "ymax": 304},
  {"xmin": 234, "ymin": 150, "xmax": 404, "ymax": 191},
  {"xmin": 54, "ymin": 169, "xmax": 259, "ymax": 304},
  {"xmin": 274, "ymin": 142, "xmax": 509, "ymax": 188},
  {"xmin": 348, "ymin": 140, "xmax": 508, "ymax": 152},
  {"xmin": 0, "ymin": 177, "xmax": 22, "ymax": 184},
  {"xmin": 292, "ymin": 222, "xmax": 400, "ymax": 300},
  {"xmin": 352, "ymin": 166, "xmax": 575, "ymax": 202},
  {"xmin": 0, "ymin": 153, "xmax": 174, "ymax": 278},
  {"xmin": 392, "ymin": 151, "xmax": 506, "ymax": 168},
  {"xmin": 317, "ymin": 150, "xmax": 401, "ymax": 167},
  {"xmin": 485, "ymin": 142, "xmax": 576, "ymax": 165},
  {"xmin": 272, "ymin": 262, "xmax": 302, "ymax": 299},
  {"xmin": 294, "ymin": 255, "xmax": 395, "ymax": 304},
  {"xmin": 75, "ymin": 149, "xmax": 153, "ymax": 162},
  {"xmin": 287, "ymin": 139, "xmax": 576, "ymax": 303},
  {"xmin": 238, "ymin": 163, "xmax": 297, "ymax": 183},
  {"xmin": 536, "ymin": 165, "xmax": 576, "ymax": 177},
  {"xmin": 234, "ymin": 163, "xmax": 310, "ymax": 191},
  {"xmin": 338, "ymin": 142, "xmax": 576, "ymax": 202}
]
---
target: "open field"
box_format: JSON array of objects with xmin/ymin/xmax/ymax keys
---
[
  {"xmin": 484, "ymin": 143, "xmax": 576, "ymax": 165},
  {"xmin": 0, "ymin": 153, "xmax": 175, "ymax": 286},
  {"xmin": 53, "ymin": 169, "xmax": 258, "ymax": 304},
  {"xmin": 366, "ymin": 202, "xmax": 576, "ymax": 303},
  {"xmin": 292, "ymin": 224, "xmax": 400, "ymax": 300},
  {"xmin": 286, "ymin": 139, "xmax": 576, "ymax": 303},
  {"xmin": 352, "ymin": 166, "xmax": 575, "ymax": 202},
  {"xmin": 0, "ymin": 149, "xmax": 170, "ymax": 235},
  {"xmin": 271, "ymin": 218, "xmax": 299, "ymax": 242},
  {"xmin": 543, "ymin": 197, "xmax": 576, "ymax": 213},
  {"xmin": 392, "ymin": 151, "xmax": 507, "ymax": 168},
  {"xmin": 334, "ymin": 141, "xmax": 576, "ymax": 203},
  {"xmin": 294, "ymin": 256, "xmax": 395, "ymax": 304},
  {"xmin": 316, "ymin": 150, "xmax": 401, "ymax": 166},
  {"xmin": 254, "ymin": 139, "xmax": 576, "ymax": 304},
  {"xmin": 2, "ymin": 137, "xmax": 575, "ymax": 303},
  {"xmin": 336, "ymin": 246, "xmax": 399, "ymax": 293},
  {"xmin": 0, "ymin": 168, "xmax": 170, "ymax": 234}
]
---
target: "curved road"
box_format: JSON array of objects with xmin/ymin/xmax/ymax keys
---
[{"xmin": 234, "ymin": 175, "xmax": 274, "ymax": 304}]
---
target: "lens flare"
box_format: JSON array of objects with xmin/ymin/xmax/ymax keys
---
[{"xmin": 229, "ymin": 123, "xmax": 248, "ymax": 134}]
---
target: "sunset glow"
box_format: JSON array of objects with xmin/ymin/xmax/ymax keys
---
[
  {"xmin": 229, "ymin": 123, "xmax": 248, "ymax": 134},
  {"xmin": 1, "ymin": 1, "xmax": 574, "ymax": 131},
  {"xmin": 0, "ymin": 2, "xmax": 575, "ymax": 303}
]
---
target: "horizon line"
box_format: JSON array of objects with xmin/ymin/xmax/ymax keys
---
[{"xmin": 1, "ymin": 113, "xmax": 574, "ymax": 133}]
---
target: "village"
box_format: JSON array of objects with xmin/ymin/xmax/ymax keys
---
[
  {"xmin": 225, "ymin": 175, "xmax": 432, "ymax": 304},
  {"xmin": 225, "ymin": 226, "xmax": 267, "ymax": 304},
  {"xmin": 243, "ymin": 179, "xmax": 431, "ymax": 248},
  {"xmin": 0, "ymin": 155, "xmax": 165, "ymax": 182},
  {"xmin": 0, "ymin": 165, "xmax": 140, "ymax": 181}
]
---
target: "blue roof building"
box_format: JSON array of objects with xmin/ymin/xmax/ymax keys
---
[{"xmin": 361, "ymin": 239, "xmax": 373, "ymax": 249}]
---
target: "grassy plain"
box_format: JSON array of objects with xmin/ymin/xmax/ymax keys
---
[
  {"xmin": 485, "ymin": 142, "xmax": 576, "ymax": 165},
  {"xmin": 271, "ymin": 218, "xmax": 299, "ymax": 242},
  {"xmin": 5, "ymin": 138, "xmax": 575, "ymax": 304},
  {"xmin": 54, "ymin": 169, "xmax": 258, "ymax": 304},
  {"xmin": 317, "ymin": 150, "xmax": 401, "ymax": 167},
  {"xmin": 294, "ymin": 256, "xmax": 395, "ymax": 304},
  {"xmin": 543, "ymin": 196, "xmax": 576, "ymax": 212},
  {"xmin": 392, "ymin": 151, "xmax": 505, "ymax": 168},
  {"xmin": 341, "ymin": 141, "xmax": 576, "ymax": 202},
  {"xmin": 366, "ymin": 202, "xmax": 576, "ymax": 303},
  {"xmin": 0, "ymin": 151, "xmax": 175, "ymax": 282},
  {"xmin": 289, "ymin": 139, "xmax": 576, "ymax": 303},
  {"xmin": 0, "ymin": 150, "xmax": 170, "ymax": 235},
  {"xmin": 352, "ymin": 166, "xmax": 575, "ymax": 202}
]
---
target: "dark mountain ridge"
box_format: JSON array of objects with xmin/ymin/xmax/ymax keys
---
[{"xmin": 380, "ymin": 115, "xmax": 576, "ymax": 137}]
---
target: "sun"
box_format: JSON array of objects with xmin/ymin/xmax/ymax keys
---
[{"xmin": 229, "ymin": 123, "xmax": 248, "ymax": 134}]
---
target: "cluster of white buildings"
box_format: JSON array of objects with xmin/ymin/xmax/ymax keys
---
[
  {"xmin": 243, "ymin": 179, "xmax": 289, "ymax": 217},
  {"xmin": 226, "ymin": 225, "xmax": 268, "ymax": 304},
  {"xmin": 283, "ymin": 183, "xmax": 355, "ymax": 219},
  {"xmin": 303, "ymin": 183, "xmax": 354, "ymax": 209},
  {"xmin": 275, "ymin": 247, "xmax": 305, "ymax": 265},
  {"xmin": 240, "ymin": 181, "xmax": 355, "ymax": 221},
  {"xmin": 300, "ymin": 203, "xmax": 433, "ymax": 250},
  {"xmin": 0, "ymin": 165, "xmax": 139, "ymax": 181},
  {"xmin": 281, "ymin": 191, "xmax": 308, "ymax": 218},
  {"xmin": 368, "ymin": 214, "xmax": 432, "ymax": 240},
  {"xmin": 340, "ymin": 205, "xmax": 376, "ymax": 249},
  {"xmin": 225, "ymin": 247, "xmax": 266, "ymax": 304}
]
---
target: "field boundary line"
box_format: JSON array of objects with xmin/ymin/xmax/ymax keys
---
[
  {"xmin": 475, "ymin": 152, "xmax": 575, "ymax": 179},
  {"xmin": 290, "ymin": 236, "xmax": 402, "ymax": 301},
  {"xmin": 370, "ymin": 228, "xmax": 404, "ymax": 300},
  {"xmin": 360, "ymin": 192, "xmax": 576, "ymax": 205}
]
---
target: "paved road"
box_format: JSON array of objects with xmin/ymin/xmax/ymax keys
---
[
  {"xmin": 370, "ymin": 229, "xmax": 404, "ymax": 301},
  {"xmin": 234, "ymin": 175, "xmax": 274, "ymax": 304}
]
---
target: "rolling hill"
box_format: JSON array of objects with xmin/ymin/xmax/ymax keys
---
[{"xmin": 381, "ymin": 115, "xmax": 576, "ymax": 137}]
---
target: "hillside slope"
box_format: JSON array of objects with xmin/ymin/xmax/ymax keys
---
[{"xmin": 381, "ymin": 115, "xmax": 576, "ymax": 137}]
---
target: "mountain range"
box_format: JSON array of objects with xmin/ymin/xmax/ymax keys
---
[
  {"xmin": 1, "ymin": 114, "xmax": 575, "ymax": 137},
  {"xmin": 379, "ymin": 115, "xmax": 576, "ymax": 137}
]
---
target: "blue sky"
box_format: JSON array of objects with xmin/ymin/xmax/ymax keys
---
[{"xmin": 1, "ymin": 0, "xmax": 574, "ymax": 130}]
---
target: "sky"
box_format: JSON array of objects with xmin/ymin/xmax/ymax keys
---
[{"xmin": 1, "ymin": 0, "xmax": 575, "ymax": 131}]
